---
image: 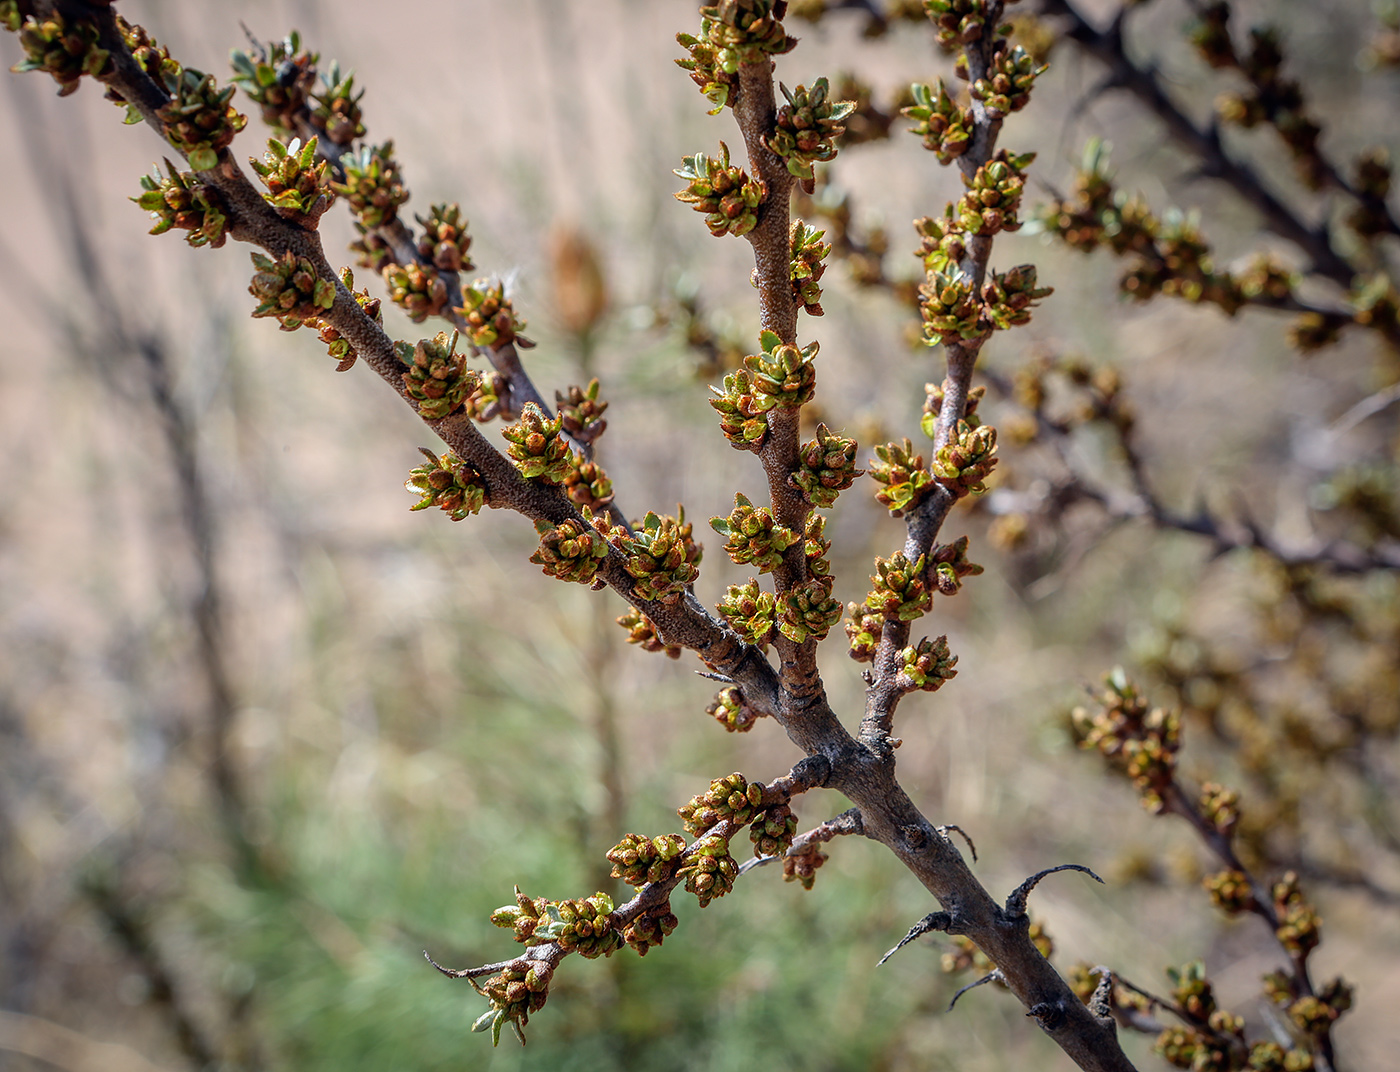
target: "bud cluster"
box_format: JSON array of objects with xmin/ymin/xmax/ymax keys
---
[
  {"xmin": 490, "ymin": 887, "xmax": 623, "ymax": 960},
  {"xmin": 782, "ymin": 843, "xmax": 827, "ymax": 890},
  {"xmin": 1072, "ymin": 668, "xmax": 1180, "ymax": 813},
  {"xmin": 710, "ymin": 493, "xmax": 800, "ymax": 572},
  {"xmin": 251, "ymin": 136, "xmax": 335, "ymax": 224},
  {"xmin": 897, "ymin": 635, "xmax": 958, "ymax": 692},
  {"xmin": 676, "ymin": 0, "xmax": 796, "ymax": 116},
  {"xmin": 929, "ymin": 535, "xmax": 983, "ymax": 596},
  {"xmin": 501, "ymin": 403, "xmax": 572, "ymax": 483},
  {"xmin": 248, "ymin": 250, "xmax": 335, "ymax": 331},
  {"xmin": 744, "ymin": 330, "xmax": 818, "ymax": 407},
  {"xmin": 678, "ymin": 834, "xmax": 739, "ymax": 907},
  {"xmin": 334, "ymin": 141, "xmax": 408, "ymax": 229},
  {"xmin": 310, "ymin": 60, "xmax": 366, "ymax": 146},
  {"xmin": 610, "ymin": 509, "xmax": 703, "ymax": 605},
  {"xmin": 458, "ymin": 278, "xmax": 533, "ymax": 351},
  {"xmin": 555, "ymin": 379, "xmax": 609, "ymax": 445},
  {"xmin": 791, "ymin": 423, "xmax": 861, "ymax": 507},
  {"xmin": 679, "ymin": 773, "xmax": 764, "ymax": 837},
  {"xmin": 311, "ymin": 268, "xmax": 381, "ymax": 372},
  {"xmin": 615, "ymin": 609, "xmax": 682, "ymax": 660},
  {"xmin": 674, "ymin": 142, "xmax": 766, "ymax": 238},
  {"xmin": 970, "ymin": 44, "xmax": 1047, "ymax": 119},
  {"xmin": 529, "ymin": 512, "xmax": 611, "ymax": 585},
  {"xmin": 904, "ymin": 81, "xmax": 972, "ymax": 165},
  {"xmin": 383, "ymin": 261, "xmax": 449, "ymax": 323},
  {"xmin": 9, "ymin": 8, "xmax": 110, "ymax": 97},
  {"xmin": 133, "ymin": 160, "xmax": 228, "ymax": 249},
  {"xmin": 766, "ymin": 77, "xmax": 856, "ymax": 182},
  {"xmin": 405, "ymin": 448, "xmax": 487, "ymax": 521},
  {"xmin": 868, "ymin": 438, "xmax": 935, "ymax": 516},
  {"xmin": 623, "ymin": 902, "xmax": 681, "ymax": 957},
  {"xmin": 790, "ymin": 219, "xmax": 831, "ymax": 316},
  {"xmin": 776, "ymin": 577, "xmax": 843, "ymax": 643},
  {"xmin": 716, "ymin": 579, "xmax": 778, "ymax": 650},
  {"xmin": 471, "ymin": 963, "xmax": 551, "ymax": 1047},
  {"xmin": 748, "ymin": 803, "xmax": 798, "ymax": 857},
  {"xmin": 707, "ymin": 685, "xmax": 762, "ymax": 732},
  {"xmin": 157, "ymin": 67, "xmax": 248, "ymax": 172},
  {"xmin": 398, "ymin": 330, "xmax": 479, "ymax": 420},
  {"xmin": 415, "ymin": 202, "xmax": 474, "ymax": 272},
  {"xmin": 561, "ymin": 454, "xmax": 614, "ymax": 511},
  {"xmin": 228, "ymin": 30, "xmax": 317, "ymax": 136},
  {"xmin": 933, "ymin": 419, "xmax": 998, "ymax": 498},
  {"xmin": 709, "ymin": 367, "xmax": 771, "ymax": 448},
  {"xmin": 606, "ymin": 833, "xmax": 688, "ymax": 888}
]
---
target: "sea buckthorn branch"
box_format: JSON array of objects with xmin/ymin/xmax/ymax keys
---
[
  {"xmin": 1189, "ymin": 0, "xmax": 1400, "ymax": 241},
  {"xmin": 429, "ymin": 760, "xmax": 830, "ymax": 1044},
  {"xmin": 38, "ymin": 3, "xmax": 749, "ymax": 669},
  {"xmin": 229, "ymin": 28, "xmax": 591, "ymax": 458},
  {"xmin": 984, "ymin": 361, "xmax": 1400, "ymax": 573},
  {"xmin": 1039, "ymin": 139, "xmax": 1400, "ymax": 353},
  {"xmin": 861, "ymin": 0, "xmax": 1033, "ymax": 743},
  {"xmin": 1037, "ymin": 0, "xmax": 1377, "ymax": 292},
  {"xmin": 1074, "ymin": 671, "xmax": 1348, "ymax": 1072},
  {"xmin": 679, "ymin": 1, "xmax": 839, "ymax": 706},
  {"xmin": 10, "ymin": 7, "xmax": 1136, "ymax": 1069}
]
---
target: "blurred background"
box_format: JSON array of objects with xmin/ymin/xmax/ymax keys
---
[{"xmin": 0, "ymin": 0, "xmax": 1397, "ymax": 1069}]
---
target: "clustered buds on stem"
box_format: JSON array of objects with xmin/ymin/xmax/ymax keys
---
[
  {"xmin": 710, "ymin": 493, "xmax": 800, "ymax": 572},
  {"xmin": 310, "ymin": 60, "xmax": 365, "ymax": 146},
  {"xmin": 398, "ymin": 330, "xmax": 479, "ymax": 420},
  {"xmin": 870, "ymin": 552, "xmax": 934, "ymax": 623},
  {"xmin": 615, "ymin": 609, "xmax": 681, "ymax": 659},
  {"xmin": 674, "ymin": 142, "xmax": 767, "ymax": 239},
  {"xmin": 228, "ymin": 30, "xmax": 317, "ymax": 137},
  {"xmin": 405, "ymin": 448, "xmax": 488, "ymax": 521},
  {"xmin": 903, "ymin": 81, "xmax": 972, "ymax": 164},
  {"xmin": 709, "ymin": 368, "xmax": 771, "ymax": 448},
  {"xmin": 679, "ymin": 772, "xmax": 763, "ymax": 836},
  {"xmin": 933, "ymin": 420, "xmax": 998, "ymax": 498},
  {"xmin": 676, "ymin": 0, "xmax": 796, "ymax": 114},
  {"xmin": 490, "ymin": 888, "xmax": 623, "ymax": 960},
  {"xmin": 133, "ymin": 159, "xmax": 228, "ymax": 248},
  {"xmin": 560, "ymin": 454, "xmax": 614, "ymax": 511},
  {"xmin": 777, "ymin": 578, "xmax": 843, "ymax": 643},
  {"xmin": 610, "ymin": 509, "xmax": 702, "ymax": 605},
  {"xmin": 867, "ymin": 438, "xmax": 935, "ymax": 516},
  {"xmin": 312, "ymin": 267, "xmax": 381, "ymax": 371},
  {"xmin": 250, "ymin": 135, "xmax": 335, "ymax": 224},
  {"xmin": 158, "ymin": 67, "xmax": 248, "ymax": 172},
  {"xmin": 678, "ymin": 834, "xmax": 739, "ymax": 907},
  {"xmin": 707, "ymin": 686, "xmax": 762, "ymax": 732},
  {"xmin": 415, "ymin": 202, "xmax": 473, "ymax": 272},
  {"xmin": 9, "ymin": 7, "xmax": 110, "ymax": 97},
  {"xmin": 969, "ymin": 44, "xmax": 1046, "ymax": 119},
  {"xmin": 501, "ymin": 403, "xmax": 572, "ymax": 483},
  {"xmin": 792, "ymin": 423, "xmax": 860, "ymax": 507},
  {"xmin": 383, "ymin": 261, "xmax": 449, "ymax": 323},
  {"xmin": 1073, "ymin": 668, "xmax": 1180, "ymax": 813},
  {"xmin": 529, "ymin": 511, "xmax": 611, "ymax": 585},
  {"xmin": 334, "ymin": 141, "xmax": 408, "ymax": 228},
  {"xmin": 248, "ymin": 249, "xmax": 335, "ymax": 331},
  {"xmin": 744, "ymin": 330, "xmax": 818, "ymax": 407},
  {"xmin": 716, "ymin": 579, "xmax": 778, "ymax": 650},
  {"xmin": 470, "ymin": 962, "xmax": 551, "ymax": 1047},
  {"xmin": 789, "ymin": 219, "xmax": 831, "ymax": 315},
  {"xmin": 766, "ymin": 77, "xmax": 856, "ymax": 183},
  {"xmin": 928, "ymin": 535, "xmax": 983, "ymax": 595},
  {"xmin": 897, "ymin": 636, "xmax": 958, "ymax": 692},
  {"xmin": 457, "ymin": 278, "xmax": 534, "ymax": 351},
  {"xmin": 555, "ymin": 379, "xmax": 608, "ymax": 445},
  {"xmin": 622, "ymin": 902, "xmax": 680, "ymax": 957},
  {"xmin": 606, "ymin": 832, "xmax": 687, "ymax": 887}
]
